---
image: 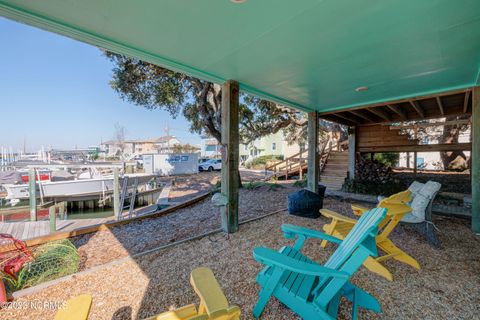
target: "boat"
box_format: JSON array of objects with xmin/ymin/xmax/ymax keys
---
[{"xmin": 3, "ymin": 173, "xmax": 156, "ymax": 202}]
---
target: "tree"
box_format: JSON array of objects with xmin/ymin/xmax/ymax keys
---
[
  {"xmin": 401, "ymin": 116, "xmax": 470, "ymax": 171},
  {"xmin": 171, "ymin": 143, "xmax": 200, "ymax": 154},
  {"xmin": 105, "ymin": 52, "xmax": 307, "ymax": 146},
  {"xmin": 114, "ymin": 122, "xmax": 126, "ymax": 159},
  {"xmin": 439, "ymin": 115, "xmax": 470, "ymax": 170}
]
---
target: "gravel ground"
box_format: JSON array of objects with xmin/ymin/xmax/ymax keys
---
[
  {"xmin": 3, "ymin": 198, "xmax": 479, "ymax": 320},
  {"xmin": 72, "ymin": 182, "xmax": 295, "ymax": 270}
]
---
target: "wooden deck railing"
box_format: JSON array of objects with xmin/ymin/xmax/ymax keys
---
[{"xmin": 266, "ymin": 137, "xmax": 347, "ymax": 179}]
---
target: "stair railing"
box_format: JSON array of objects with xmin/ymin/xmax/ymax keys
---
[{"xmin": 265, "ymin": 133, "xmax": 348, "ymax": 179}]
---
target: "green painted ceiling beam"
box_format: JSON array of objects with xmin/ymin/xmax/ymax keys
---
[{"xmin": 1, "ymin": 0, "xmax": 480, "ymax": 114}]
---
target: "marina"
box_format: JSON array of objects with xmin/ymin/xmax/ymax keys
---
[{"xmin": 0, "ymin": 151, "xmax": 167, "ymax": 240}]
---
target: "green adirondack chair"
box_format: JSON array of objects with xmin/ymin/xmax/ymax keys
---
[{"xmin": 252, "ymin": 207, "xmax": 387, "ymax": 319}]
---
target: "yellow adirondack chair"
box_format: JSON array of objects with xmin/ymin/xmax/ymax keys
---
[
  {"xmin": 54, "ymin": 294, "xmax": 92, "ymax": 320},
  {"xmin": 145, "ymin": 267, "xmax": 240, "ymax": 320},
  {"xmin": 321, "ymin": 190, "xmax": 420, "ymax": 281}
]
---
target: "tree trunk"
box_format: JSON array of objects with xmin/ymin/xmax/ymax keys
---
[{"xmin": 440, "ymin": 115, "xmax": 470, "ymax": 170}]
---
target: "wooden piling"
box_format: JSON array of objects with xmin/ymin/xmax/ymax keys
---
[
  {"xmin": 49, "ymin": 205, "xmax": 56, "ymax": 233},
  {"xmin": 28, "ymin": 168, "xmax": 37, "ymax": 221},
  {"xmin": 113, "ymin": 167, "xmax": 121, "ymax": 220}
]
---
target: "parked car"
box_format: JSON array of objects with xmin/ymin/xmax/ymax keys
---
[{"xmin": 199, "ymin": 159, "xmax": 222, "ymax": 172}]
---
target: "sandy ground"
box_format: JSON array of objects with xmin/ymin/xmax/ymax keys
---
[{"xmin": 3, "ymin": 197, "xmax": 479, "ymax": 320}]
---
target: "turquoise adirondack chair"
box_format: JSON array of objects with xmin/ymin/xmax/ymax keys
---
[{"xmin": 252, "ymin": 207, "xmax": 387, "ymax": 319}]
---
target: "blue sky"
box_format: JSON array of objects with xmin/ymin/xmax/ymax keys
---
[{"xmin": 0, "ymin": 18, "xmax": 201, "ymax": 152}]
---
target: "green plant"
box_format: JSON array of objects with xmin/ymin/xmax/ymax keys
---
[
  {"xmin": 246, "ymin": 155, "xmax": 283, "ymax": 169},
  {"xmin": 373, "ymin": 152, "xmax": 399, "ymax": 168},
  {"xmin": 342, "ymin": 178, "xmax": 406, "ymax": 196},
  {"xmin": 293, "ymin": 177, "xmax": 307, "ymax": 188},
  {"xmin": 244, "ymin": 181, "xmax": 285, "ymax": 191}
]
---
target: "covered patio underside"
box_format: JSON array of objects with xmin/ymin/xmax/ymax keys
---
[{"xmin": 3, "ymin": 199, "xmax": 478, "ymax": 320}]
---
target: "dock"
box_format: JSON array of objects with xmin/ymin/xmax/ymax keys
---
[{"xmin": 0, "ymin": 217, "xmax": 113, "ymax": 241}]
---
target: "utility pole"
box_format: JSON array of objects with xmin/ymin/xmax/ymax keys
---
[{"xmin": 164, "ymin": 122, "xmax": 171, "ymax": 153}]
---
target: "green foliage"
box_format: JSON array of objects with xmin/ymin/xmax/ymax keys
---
[
  {"xmin": 171, "ymin": 143, "xmax": 200, "ymax": 153},
  {"xmin": 373, "ymin": 152, "xmax": 399, "ymax": 168},
  {"xmin": 293, "ymin": 177, "xmax": 307, "ymax": 188},
  {"xmin": 244, "ymin": 181, "xmax": 285, "ymax": 191},
  {"xmin": 246, "ymin": 154, "xmax": 283, "ymax": 169},
  {"xmin": 105, "ymin": 52, "xmax": 305, "ymax": 145},
  {"xmin": 90, "ymin": 153, "xmax": 100, "ymax": 161},
  {"xmin": 5, "ymin": 239, "xmax": 80, "ymax": 291},
  {"xmin": 343, "ymin": 178, "xmax": 406, "ymax": 196}
]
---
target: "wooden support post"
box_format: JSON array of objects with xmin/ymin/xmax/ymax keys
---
[
  {"xmin": 472, "ymin": 87, "xmax": 480, "ymax": 233},
  {"xmin": 28, "ymin": 168, "xmax": 37, "ymax": 221},
  {"xmin": 49, "ymin": 205, "xmax": 56, "ymax": 233},
  {"xmin": 307, "ymin": 111, "xmax": 319, "ymax": 193},
  {"xmin": 348, "ymin": 126, "xmax": 356, "ymax": 180},
  {"xmin": 413, "ymin": 152, "xmax": 418, "ymax": 174},
  {"xmin": 113, "ymin": 167, "xmax": 121, "ymax": 220},
  {"xmin": 406, "ymin": 152, "xmax": 410, "ymax": 168},
  {"xmin": 299, "ymin": 150, "xmax": 303, "ymax": 180},
  {"xmin": 220, "ymin": 80, "xmax": 240, "ymax": 233},
  {"xmin": 413, "ymin": 127, "xmax": 418, "ymax": 174}
]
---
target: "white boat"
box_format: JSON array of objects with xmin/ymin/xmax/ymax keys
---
[{"xmin": 3, "ymin": 174, "xmax": 156, "ymax": 201}]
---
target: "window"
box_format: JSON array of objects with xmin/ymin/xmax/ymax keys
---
[
  {"xmin": 272, "ymin": 142, "xmax": 276, "ymax": 150},
  {"xmin": 205, "ymin": 145, "xmax": 217, "ymax": 152},
  {"xmin": 244, "ymin": 144, "xmax": 248, "ymax": 151}
]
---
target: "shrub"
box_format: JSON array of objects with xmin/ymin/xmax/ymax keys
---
[
  {"xmin": 246, "ymin": 155, "xmax": 283, "ymax": 169},
  {"xmin": 244, "ymin": 181, "xmax": 285, "ymax": 191},
  {"xmin": 343, "ymin": 178, "xmax": 406, "ymax": 196},
  {"xmin": 373, "ymin": 152, "xmax": 399, "ymax": 168},
  {"xmin": 293, "ymin": 177, "xmax": 307, "ymax": 188}
]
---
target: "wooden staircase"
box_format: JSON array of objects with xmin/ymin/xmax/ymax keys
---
[
  {"xmin": 266, "ymin": 139, "xmax": 348, "ymax": 190},
  {"xmin": 319, "ymin": 151, "xmax": 348, "ymax": 190}
]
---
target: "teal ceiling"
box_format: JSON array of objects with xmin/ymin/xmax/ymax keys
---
[{"xmin": 1, "ymin": 0, "xmax": 479, "ymax": 113}]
